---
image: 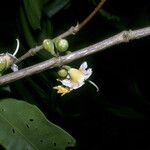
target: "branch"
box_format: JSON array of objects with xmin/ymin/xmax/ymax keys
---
[
  {"xmin": 15, "ymin": 0, "xmax": 106, "ymax": 64},
  {"xmin": 0, "ymin": 26, "xmax": 150, "ymax": 85},
  {"xmin": 76, "ymin": 0, "xmax": 106, "ymax": 32}
]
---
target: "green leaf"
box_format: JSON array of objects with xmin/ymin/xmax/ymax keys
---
[
  {"xmin": 0, "ymin": 99, "xmax": 76, "ymax": 150},
  {"xmin": 19, "ymin": 7, "xmax": 37, "ymax": 47},
  {"xmin": 37, "ymin": 19, "xmax": 53, "ymax": 42},
  {"xmin": 23, "ymin": 0, "xmax": 43, "ymax": 30}
]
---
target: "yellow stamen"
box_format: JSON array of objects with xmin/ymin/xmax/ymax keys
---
[{"xmin": 53, "ymin": 85, "xmax": 72, "ymax": 96}]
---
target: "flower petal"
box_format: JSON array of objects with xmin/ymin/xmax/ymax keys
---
[
  {"xmin": 59, "ymin": 79, "xmax": 73, "ymax": 88},
  {"xmin": 11, "ymin": 64, "xmax": 18, "ymax": 72},
  {"xmin": 77, "ymin": 74, "xmax": 85, "ymax": 83},
  {"xmin": 71, "ymin": 81, "xmax": 85, "ymax": 89},
  {"xmin": 84, "ymin": 68, "xmax": 92, "ymax": 80},
  {"xmin": 79, "ymin": 61, "xmax": 87, "ymax": 70}
]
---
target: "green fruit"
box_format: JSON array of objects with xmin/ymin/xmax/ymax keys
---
[
  {"xmin": 55, "ymin": 38, "xmax": 69, "ymax": 52},
  {"xmin": 43, "ymin": 39, "xmax": 56, "ymax": 56},
  {"xmin": 57, "ymin": 69, "xmax": 68, "ymax": 78}
]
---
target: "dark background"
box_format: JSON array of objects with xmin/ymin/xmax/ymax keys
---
[{"xmin": 0, "ymin": 0, "xmax": 150, "ymax": 149}]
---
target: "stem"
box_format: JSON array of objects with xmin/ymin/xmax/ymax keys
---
[
  {"xmin": 15, "ymin": 0, "xmax": 106, "ymax": 64},
  {"xmin": 15, "ymin": 45, "xmax": 43, "ymax": 64},
  {"xmin": 88, "ymin": 80, "xmax": 99, "ymax": 92},
  {"xmin": 12, "ymin": 39, "xmax": 20, "ymax": 56},
  {"xmin": 0, "ymin": 26, "xmax": 150, "ymax": 85},
  {"xmin": 77, "ymin": 0, "xmax": 106, "ymax": 32}
]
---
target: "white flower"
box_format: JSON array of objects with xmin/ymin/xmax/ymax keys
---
[
  {"xmin": 58, "ymin": 62, "xmax": 92, "ymax": 90},
  {"xmin": 54, "ymin": 62, "xmax": 99, "ymax": 96}
]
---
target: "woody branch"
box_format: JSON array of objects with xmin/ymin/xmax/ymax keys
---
[{"xmin": 0, "ymin": 26, "xmax": 150, "ymax": 85}]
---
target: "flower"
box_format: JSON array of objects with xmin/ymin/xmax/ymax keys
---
[
  {"xmin": 53, "ymin": 85, "xmax": 72, "ymax": 96},
  {"xmin": 0, "ymin": 39, "xmax": 19, "ymax": 73},
  {"xmin": 53, "ymin": 61, "xmax": 99, "ymax": 96},
  {"xmin": 58, "ymin": 62, "xmax": 92, "ymax": 90}
]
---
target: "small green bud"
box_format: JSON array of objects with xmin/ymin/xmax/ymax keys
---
[
  {"xmin": 57, "ymin": 69, "xmax": 68, "ymax": 78},
  {"xmin": 43, "ymin": 39, "xmax": 56, "ymax": 56},
  {"xmin": 62, "ymin": 65, "xmax": 71, "ymax": 71},
  {"xmin": 55, "ymin": 38, "xmax": 69, "ymax": 52},
  {"xmin": 0, "ymin": 53, "xmax": 14, "ymax": 72},
  {"xmin": 0, "ymin": 56, "xmax": 7, "ymax": 72}
]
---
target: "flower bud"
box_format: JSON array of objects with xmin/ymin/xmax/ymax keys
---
[
  {"xmin": 57, "ymin": 69, "xmax": 68, "ymax": 78},
  {"xmin": 0, "ymin": 53, "xmax": 14, "ymax": 72},
  {"xmin": 43, "ymin": 39, "xmax": 56, "ymax": 56},
  {"xmin": 55, "ymin": 38, "xmax": 69, "ymax": 52},
  {"xmin": 0, "ymin": 55, "xmax": 7, "ymax": 72},
  {"xmin": 62, "ymin": 65, "xmax": 71, "ymax": 71}
]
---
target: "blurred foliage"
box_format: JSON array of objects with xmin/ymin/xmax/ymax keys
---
[{"xmin": 0, "ymin": 0, "xmax": 150, "ymax": 149}]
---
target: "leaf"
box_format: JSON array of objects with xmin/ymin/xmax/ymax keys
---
[
  {"xmin": 37, "ymin": 19, "xmax": 53, "ymax": 42},
  {"xmin": 23, "ymin": 0, "xmax": 43, "ymax": 30},
  {"xmin": 0, "ymin": 99, "xmax": 76, "ymax": 150},
  {"xmin": 19, "ymin": 7, "xmax": 37, "ymax": 47}
]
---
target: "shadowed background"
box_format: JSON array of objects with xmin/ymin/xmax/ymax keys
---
[{"xmin": 0, "ymin": 0, "xmax": 150, "ymax": 149}]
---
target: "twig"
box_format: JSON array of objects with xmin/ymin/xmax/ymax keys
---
[
  {"xmin": 76, "ymin": 0, "xmax": 106, "ymax": 32},
  {"xmin": 0, "ymin": 26, "xmax": 150, "ymax": 85},
  {"xmin": 15, "ymin": 45, "xmax": 43, "ymax": 64},
  {"xmin": 15, "ymin": 0, "xmax": 106, "ymax": 64}
]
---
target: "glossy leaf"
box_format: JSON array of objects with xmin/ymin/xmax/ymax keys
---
[
  {"xmin": 23, "ymin": 0, "xmax": 43, "ymax": 30},
  {"xmin": 0, "ymin": 99, "xmax": 76, "ymax": 150},
  {"xmin": 19, "ymin": 7, "xmax": 37, "ymax": 47}
]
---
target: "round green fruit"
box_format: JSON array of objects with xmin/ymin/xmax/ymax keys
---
[
  {"xmin": 57, "ymin": 69, "xmax": 68, "ymax": 78},
  {"xmin": 55, "ymin": 38, "xmax": 69, "ymax": 52}
]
